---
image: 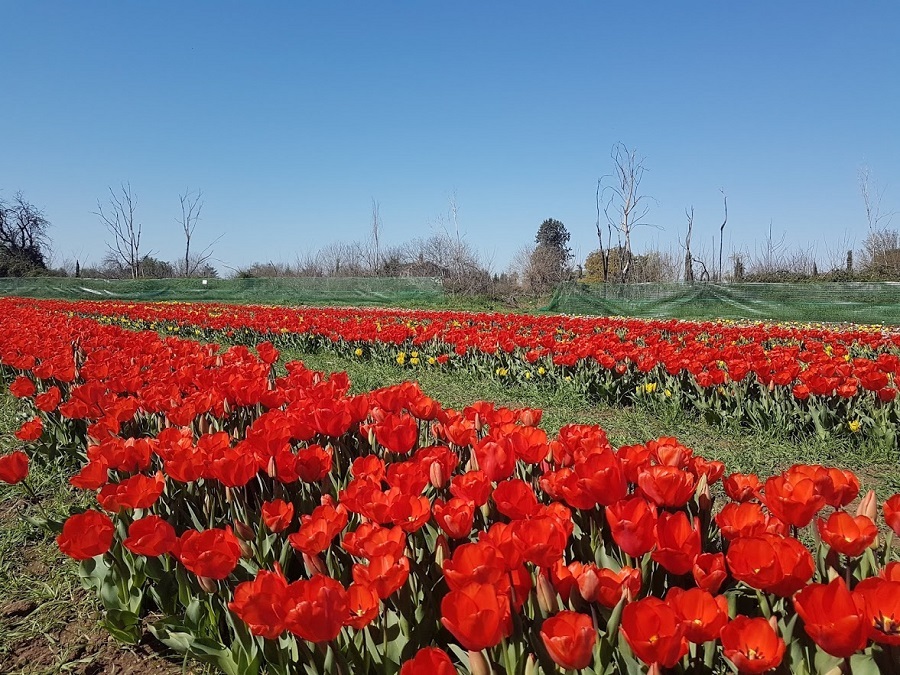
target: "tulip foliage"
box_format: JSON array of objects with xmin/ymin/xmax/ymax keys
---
[{"xmin": 3, "ymin": 297, "xmax": 900, "ymax": 674}]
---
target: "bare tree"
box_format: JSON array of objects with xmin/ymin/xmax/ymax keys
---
[
  {"xmin": 595, "ymin": 179, "xmax": 611, "ymax": 282},
  {"xmin": 95, "ymin": 183, "xmax": 145, "ymax": 279},
  {"xmin": 717, "ymin": 189, "xmax": 728, "ymax": 282},
  {"xmin": 822, "ymin": 230, "xmax": 856, "ymax": 274},
  {"xmin": 599, "ymin": 143, "xmax": 655, "ymax": 282},
  {"xmin": 176, "ymin": 188, "xmax": 221, "ymax": 277},
  {"xmin": 680, "ymin": 207, "xmax": 695, "ymax": 282},
  {"xmin": 370, "ymin": 199, "xmax": 381, "ymax": 275},
  {"xmin": 859, "ymin": 166, "xmax": 897, "ymax": 269}
]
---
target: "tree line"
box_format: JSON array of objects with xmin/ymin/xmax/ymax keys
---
[{"xmin": 2, "ymin": 145, "xmax": 897, "ymax": 295}]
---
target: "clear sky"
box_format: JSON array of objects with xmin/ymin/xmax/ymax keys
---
[{"xmin": 2, "ymin": 2, "xmax": 899, "ymax": 275}]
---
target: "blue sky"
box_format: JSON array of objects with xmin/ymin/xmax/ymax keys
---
[{"xmin": 2, "ymin": 2, "xmax": 898, "ymax": 275}]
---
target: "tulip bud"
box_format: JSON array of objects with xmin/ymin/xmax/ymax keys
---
[
  {"xmin": 767, "ymin": 614, "xmax": 779, "ymax": 634},
  {"xmin": 225, "ymin": 486, "xmax": 233, "ymax": 504},
  {"xmin": 434, "ymin": 534, "xmax": 450, "ymax": 569},
  {"xmin": 695, "ymin": 474, "xmax": 711, "ymax": 512},
  {"xmin": 303, "ymin": 552, "xmax": 328, "ymax": 577},
  {"xmin": 429, "ymin": 461, "xmax": 446, "ymax": 489},
  {"xmin": 222, "ymin": 397, "xmax": 230, "ymax": 414},
  {"xmin": 536, "ymin": 570, "xmax": 559, "ymax": 615},
  {"xmin": 239, "ymin": 539, "xmax": 254, "ymax": 559},
  {"xmin": 267, "ymin": 456, "xmax": 277, "ymax": 479},
  {"xmin": 233, "ymin": 520, "xmax": 255, "ymax": 541},
  {"xmin": 857, "ymin": 489, "xmax": 877, "ymax": 521},
  {"xmin": 368, "ymin": 426, "xmax": 377, "ymax": 448},
  {"xmin": 524, "ymin": 654, "xmax": 538, "ymax": 675},
  {"xmin": 198, "ymin": 576, "xmax": 218, "ymax": 594},
  {"xmin": 468, "ymin": 650, "xmax": 492, "ymax": 675},
  {"xmin": 198, "ymin": 415, "xmax": 210, "ymax": 436}
]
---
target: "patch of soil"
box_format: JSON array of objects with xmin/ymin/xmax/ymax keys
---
[
  {"xmin": 0, "ymin": 497, "xmax": 202, "ymax": 674},
  {"xmin": 1, "ymin": 603, "xmax": 198, "ymax": 675}
]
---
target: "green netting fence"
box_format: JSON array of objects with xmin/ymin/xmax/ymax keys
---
[
  {"xmin": 0, "ymin": 276, "xmax": 445, "ymax": 306},
  {"xmin": 544, "ymin": 282, "xmax": 900, "ymax": 325}
]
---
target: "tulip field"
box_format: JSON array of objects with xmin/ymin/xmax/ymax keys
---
[{"xmin": 2, "ymin": 296, "xmax": 900, "ymax": 674}]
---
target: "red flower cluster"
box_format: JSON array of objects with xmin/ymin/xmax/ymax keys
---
[{"xmin": 3, "ymin": 297, "xmax": 900, "ymax": 674}]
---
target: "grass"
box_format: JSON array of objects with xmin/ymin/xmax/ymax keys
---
[{"xmin": 287, "ymin": 348, "xmax": 900, "ymax": 498}]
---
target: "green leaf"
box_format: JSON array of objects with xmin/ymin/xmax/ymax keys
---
[
  {"xmin": 103, "ymin": 609, "xmax": 141, "ymax": 644},
  {"xmin": 849, "ymin": 653, "xmax": 882, "ymax": 675},
  {"xmin": 813, "ymin": 648, "xmax": 843, "ymax": 675}
]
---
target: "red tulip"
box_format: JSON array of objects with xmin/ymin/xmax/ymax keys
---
[
  {"xmin": 693, "ymin": 552, "xmax": 727, "ymax": 594},
  {"xmin": 667, "ymin": 587, "xmax": 728, "ymax": 644},
  {"xmin": 9, "ymin": 375, "xmax": 35, "ymax": 398},
  {"xmin": 576, "ymin": 564, "xmax": 641, "ymax": 608},
  {"xmin": 15, "ymin": 417, "xmax": 43, "ymax": 441},
  {"xmin": 637, "ymin": 465, "xmax": 696, "ymax": 508},
  {"xmin": 762, "ymin": 472, "xmax": 825, "ymax": 528},
  {"xmin": 854, "ymin": 577, "xmax": 900, "ymax": 646},
  {"xmin": 816, "ymin": 511, "xmax": 877, "ymax": 557},
  {"xmin": 433, "ymin": 498, "xmax": 475, "ymax": 539},
  {"xmin": 400, "ymin": 647, "xmax": 457, "ymax": 675},
  {"xmin": 793, "ymin": 577, "xmax": 868, "ymax": 657},
  {"xmin": 440, "ymin": 582, "xmax": 511, "ymax": 651},
  {"xmin": 652, "ymin": 511, "xmax": 701, "ymax": 576},
  {"xmin": 716, "ymin": 501, "xmax": 778, "ymax": 541},
  {"xmin": 345, "ymin": 583, "xmax": 379, "ymax": 630},
  {"xmin": 540, "ymin": 611, "xmax": 596, "ymax": 670},
  {"xmin": 720, "ymin": 616, "xmax": 785, "ymax": 674},
  {"xmin": 97, "ymin": 471, "xmax": 165, "ymax": 511},
  {"xmin": 285, "ymin": 574, "xmax": 349, "ymax": 643},
  {"xmin": 351, "ymin": 554, "xmax": 410, "ymax": 600},
  {"xmin": 606, "ymin": 496, "xmax": 658, "ymax": 558},
  {"xmin": 442, "ymin": 542, "xmax": 507, "ymax": 590},
  {"xmin": 373, "ymin": 412, "xmax": 419, "ymax": 454},
  {"xmin": 69, "ymin": 458, "xmax": 110, "ymax": 490},
  {"xmin": 512, "ymin": 516, "xmax": 568, "ymax": 568},
  {"xmin": 883, "ymin": 494, "xmax": 900, "ymax": 536},
  {"xmin": 34, "ymin": 385, "xmax": 62, "ymax": 412},
  {"xmin": 574, "ymin": 449, "xmax": 628, "ymax": 507},
  {"xmin": 492, "ymin": 479, "xmax": 539, "ymax": 519},
  {"xmin": 57, "ymin": 509, "xmax": 115, "ymax": 560},
  {"xmin": 726, "ymin": 534, "xmax": 814, "ymax": 597},
  {"xmin": 177, "ymin": 527, "xmax": 242, "ymax": 580},
  {"xmin": 288, "ymin": 501, "xmax": 348, "ymax": 555},
  {"xmin": 229, "ymin": 568, "xmax": 290, "ymax": 639},
  {"xmin": 474, "ymin": 436, "xmax": 517, "ymax": 482},
  {"xmin": 261, "ymin": 499, "xmax": 295, "ymax": 533},
  {"xmin": 620, "ymin": 597, "xmax": 688, "ymax": 668},
  {"xmin": 450, "ymin": 470, "xmax": 492, "ymax": 507},
  {"xmin": 0, "ymin": 450, "xmax": 29, "ymax": 484},
  {"xmin": 820, "ymin": 468, "xmax": 860, "ymax": 508},
  {"xmin": 123, "ymin": 515, "xmax": 177, "ymax": 557}
]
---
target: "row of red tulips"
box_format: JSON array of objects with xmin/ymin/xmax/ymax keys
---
[
  {"xmin": 25, "ymin": 296, "xmax": 900, "ymax": 444},
  {"xmin": 1, "ymin": 298, "xmax": 900, "ymax": 673}
]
